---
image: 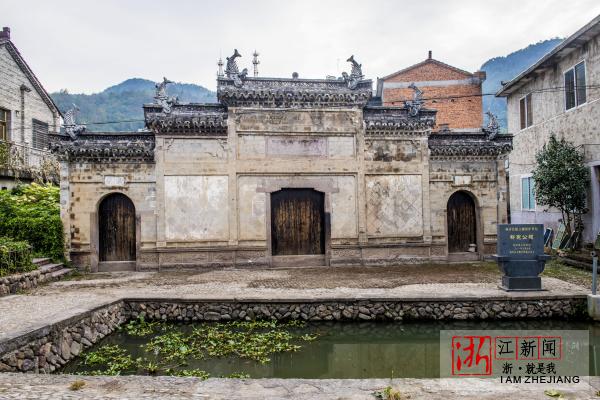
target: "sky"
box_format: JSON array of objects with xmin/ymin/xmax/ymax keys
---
[{"xmin": 3, "ymin": 0, "xmax": 600, "ymax": 94}]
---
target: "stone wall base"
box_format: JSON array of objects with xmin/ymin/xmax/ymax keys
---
[{"xmin": 71, "ymin": 241, "xmax": 498, "ymax": 270}]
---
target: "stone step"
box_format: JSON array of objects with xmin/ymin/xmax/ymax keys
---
[
  {"xmin": 271, "ymin": 255, "xmax": 326, "ymax": 267},
  {"xmin": 32, "ymin": 258, "xmax": 52, "ymax": 267},
  {"xmin": 48, "ymin": 268, "xmax": 72, "ymax": 280},
  {"xmin": 39, "ymin": 263, "xmax": 64, "ymax": 274},
  {"xmin": 447, "ymin": 252, "xmax": 480, "ymax": 263}
]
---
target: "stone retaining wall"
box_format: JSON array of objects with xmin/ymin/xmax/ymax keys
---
[
  {"xmin": 0, "ymin": 302, "xmax": 125, "ymax": 373},
  {"xmin": 0, "ymin": 268, "xmax": 60, "ymax": 297},
  {"xmin": 0, "ymin": 296, "xmax": 587, "ymax": 373},
  {"xmin": 127, "ymin": 298, "xmax": 586, "ymax": 322}
]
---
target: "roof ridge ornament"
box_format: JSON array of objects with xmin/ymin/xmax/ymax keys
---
[
  {"xmin": 484, "ymin": 111, "xmax": 500, "ymax": 140},
  {"xmin": 225, "ymin": 49, "xmax": 248, "ymax": 88},
  {"xmin": 404, "ymin": 83, "xmax": 424, "ymax": 117},
  {"xmin": 154, "ymin": 77, "xmax": 178, "ymax": 113},
  {"xmin": 342, "ymin": 55, "xmax": 364, "ymax": 90},
  {"xmin": 63, "ymin": 104, "xmax": 86, "ymax": 139}
]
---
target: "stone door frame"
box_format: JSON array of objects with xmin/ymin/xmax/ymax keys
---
[
  {"xmin": 445, "ymin": 189, "xmax": 483, "ymax": 260},
  {"xmin": 90, "ymin": 191, "xmax": 141, "ymax": 272},
  {"xmin": 258, "ymin": 177, "xmax": 338, "ymax": 267}
]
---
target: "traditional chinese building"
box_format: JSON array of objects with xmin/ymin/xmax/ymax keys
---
[{"xmin": 51, "ymin": 51, "xmax": 511, "ymax": 271}]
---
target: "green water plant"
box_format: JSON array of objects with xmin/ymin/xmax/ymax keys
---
[
  {"xmin": 74, "ymin": 320, "xmax": 319, "ymax": 377},
  {"xmin": 82, "ymin": 344, "xmax": 138, "ymax": 375},
  {"xmin": 119, "ymin": 316, "xmax": 168, "ymax": 337}
]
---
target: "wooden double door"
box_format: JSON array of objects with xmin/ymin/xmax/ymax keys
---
[
  {"xmin": 447, "ymin": 191, "xmax": 477, "ymax": 253},
  {"xmin": 271, "ymin": 189, "xmax": 325, "ymax": 256},
  {"xmin": 99, "ymin": 193, "xmax": 136, "ymax": 262}
]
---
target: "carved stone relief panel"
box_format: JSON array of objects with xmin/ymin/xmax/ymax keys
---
[
  {"xmin": 238, "ymin": 176, "xmax": 267, "ymax": 240},
  {"xmin": 328, "ymin": 136, "xmax": 355, "ymax": 158},
  {"xmin": 238, "ymin": 135, "xmax": 266, "ymax": 159},
  {"xmin": 164, "ymin": 139, "xmax": 227, "ymax": 163},
  {"xmin": 364, "ymin": 140, "xmax": 419, "ymax": 162},
  {"xmin": 236, "ymin": 110, "xmax": 357, "ymax": 133},
  {"xmin": 330, "ymin": 176, "xmax": 358, "ymax": 238},
  {"xmin": 266, "ymin": 137, "xmax": 327, "ymax": 157},
  {"xmin": 164, "ymin": 176, "xmax": 229, "ymax": 241},
  {"xmin": 366, "ymin": 175, "xmax": 423, "ymax": 236}
]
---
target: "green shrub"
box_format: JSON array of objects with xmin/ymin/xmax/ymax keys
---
[
  {"xmin": 0, "ymin": 183, "xmax": 64, "ymax": 260},
  {"xmin": 0, "ymin": 237, "xmax": 35, "ymax": 277}
]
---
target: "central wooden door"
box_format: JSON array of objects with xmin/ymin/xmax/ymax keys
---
[
  {"xmin": 271, "ymin": 189, "xmax": 325, "ymax": 256},
  {"xmin": 447, "ymin": 191, "xmax": 476, "ymax": 253},
  {"xmin": 99, "ymin": 193, "xmax": 136, "ymax": 262}
]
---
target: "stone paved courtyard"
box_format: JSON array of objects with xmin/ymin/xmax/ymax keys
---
[{"xmin": 0, "ymin": 262, "xmax": 594, "ymax": 399}]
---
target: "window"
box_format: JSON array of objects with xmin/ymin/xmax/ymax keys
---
[
  {"xmin": 521, "ymin": 176, "xmax": 535, "ymax": 210},
  {"xmin": 519, "ymin": 93, "xmax": 533, "ymax": 129},
  {"xmin": 0, "ymin": 108, "xmax": 8, "ymax": 141},
  {"xmin": 564, "ymin": 61, "xmax": 586, "ymax": 110},
  {"xmin": 32, "ymin": 119, "xmax": 49, "ymax": 150}
]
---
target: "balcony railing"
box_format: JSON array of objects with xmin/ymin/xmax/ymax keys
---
[{"xmin": 0, "ymin": 140, "xmax": 59, "ymax": 182}]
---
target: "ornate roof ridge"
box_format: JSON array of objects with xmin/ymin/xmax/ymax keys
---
[
  {"xmin": 144, "ymin": 103, "xmax": 228, "ymax": 135},
  {"xmin": 49, "ymin": 132, "xmax": 155, "ymax": 162},
  {"xmin": 364, "ymin": 105, "xmax": 436, "ymax": 132},
  {"xmin": 428, "ymin": 130, "xmax": 513, "ymax": 157}
]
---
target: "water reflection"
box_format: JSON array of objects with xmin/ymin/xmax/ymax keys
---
[{"xmin": 63, "ymin": 319, "xmax": 600, "ymax": 378}]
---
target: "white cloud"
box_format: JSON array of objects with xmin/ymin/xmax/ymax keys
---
[{"xmin": 3, "ymin": 0, "xmax": 600, "ymax": 93}]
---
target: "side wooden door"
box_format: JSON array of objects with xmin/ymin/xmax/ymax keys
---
[
  {"xmin": 447, "ymin": 191, "xmax": 476, "ymax": 253},
  {"xmin": 99, "ymin": 193, "xmax": 136, "ymax": 261},
  {"xmin": 271, "ymin": 189, "xmax": 325, "ymax": 256}
]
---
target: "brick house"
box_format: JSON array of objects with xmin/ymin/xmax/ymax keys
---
[
  {"xmin": 496, "ymin": 14, "xmax": 600, "ymax": 244},
  {"xmin": 0, "ymin": 27, "xmax": 61, "ymax": 189},
  {"xmin": 376, "ymin": 52, "xmax": 486, "ymax": 131}
]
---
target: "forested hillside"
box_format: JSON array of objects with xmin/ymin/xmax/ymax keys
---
[
  {"xmin": 481, "ymin": 38, "xmax": 563, "ymax": 130},
  {"xmin": 51, "ymin": 78, "xmax": 216, "ymax": 132}
]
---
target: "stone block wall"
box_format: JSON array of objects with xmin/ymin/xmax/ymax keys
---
[
  {"xmin": 0, "ymin": 302, "xmax": 125, "ymax": 373},
  {"xmin": 506, "ymin": 33, "xmax": 600, "ymax": 242},
  {"xmin": 0, "ymin": 267, "xmax": 66, "ymax": 297}
]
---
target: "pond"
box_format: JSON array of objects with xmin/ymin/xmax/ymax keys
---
[{"xmin": 62, "ymin": 318, "xmax": 600, "ymax": 378}]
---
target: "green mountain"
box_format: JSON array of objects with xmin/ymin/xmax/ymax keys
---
[
  {"xmin": 51, "ymin": 78, "xmax": 216, "ymax": 132},
  {"xmin": 481, "ymin": 38, "xmax": 563, "ymax": 130}
]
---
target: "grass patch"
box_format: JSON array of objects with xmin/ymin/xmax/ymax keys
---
[{"xmin": 542, "ymin": 259, "xmax": 593, "ymax": 289}]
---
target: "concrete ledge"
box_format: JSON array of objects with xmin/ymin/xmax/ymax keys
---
[{"xmin": 0, "ymin": 374, "xmax": 596, "ymax": 399}]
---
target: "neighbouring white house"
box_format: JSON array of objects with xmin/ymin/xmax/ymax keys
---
[
  {"xmin": 497, "ymin": 14, "xmax": 600, "ymax": 245},
  {"xmin": 0, "ymin": 26, "xmax": 61, "ymax": 189}
]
